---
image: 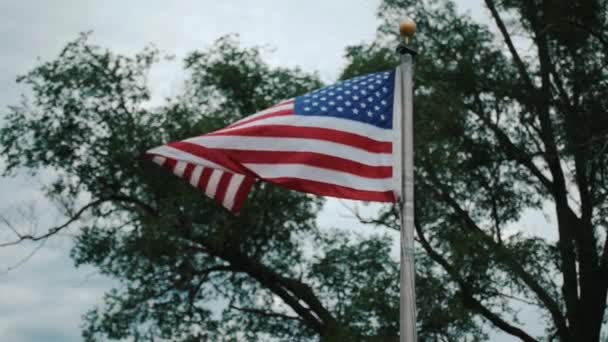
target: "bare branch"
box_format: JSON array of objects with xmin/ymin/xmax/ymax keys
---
[
  {"xmin": 0, "ymin": 194, "xmax": 157, "ymax": 248},
  {"xmin": 415, "ymin": 220, "xmax": 538, "ymax": 342},
  {"xmin": 484, "ymin": 0, "xmax": 535, "ymax": 92},
  {"xmin": 229, "ymin": 305, "xmax": 302, "ymax": 322},
  {"xmin": 0, "ymin": 238, "xmax": 48, "ymax": 275}
]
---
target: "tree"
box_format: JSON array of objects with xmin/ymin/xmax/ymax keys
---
[
  {"xmin": 0, "ymin": 33, "xmax": 483, "ymax": 341},
  {"xmin": 3, "ymin": 0, "xmax": 606, "ymax": 340},
  {"xmin": 343, "ymin": 0, "xmax": 608, "ymax": 341}
]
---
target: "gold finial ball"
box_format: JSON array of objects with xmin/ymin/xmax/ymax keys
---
[{"xmin": 399, "ymin": 19, "xmax": 417, "ymax": 39}]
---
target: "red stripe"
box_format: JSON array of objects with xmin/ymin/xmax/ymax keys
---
[
  {"xmin": 208, "ymin": 125, "xmax": 391, "ymax": 153},
  {"xmin": 224, "ymin": 109, "xmax": 293, "ymax": 130},
  {"xmin": 220, "ymin": 150, "xmax": 391, "ymax": 178},
  {"xmin": 214, "ymin": 172, "xmax": 233, "ymax": 204},
  {"xmin": 164, "ymin": 158, "xmax": 177, "ymax": 171},
  {"xmin": 166, "ymin": 141, "xmax": 255, "ymax": 176},
  {"xmin": 166, "ymin": 142, "xmax": 389, "ymax": 179},
  {"xmin": 197, "ymin": 168, "xmax": 213, "ymax": 191},
  {"xmin": 182, "ymin": 163, "xmax": 195, "ymax": 182},
  {"xmin": 266, "ymin": 178, "xmax": 396, "ymax": 202},
  {"xmin": 232, "ymin": 177, "xmax": 256, "ymax": 213}
]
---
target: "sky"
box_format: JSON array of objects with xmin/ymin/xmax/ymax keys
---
[{"xmin": 0, "ymin": 1, "xmax": 546, "ymax": 341}]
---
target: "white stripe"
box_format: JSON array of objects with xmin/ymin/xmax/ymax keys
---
[
  {"xmin": 146, "ymin": 146, "xmax": 231, "ymax": 172},
  {"xmin": 205, "ymin": 170, "xmax": 223, "ymax": 198},
  {"xmin": 244, "ymin": 163, "xmax": 393, "ymax": 192},
  {"xmin": 222, "ymin": 174, "xmax": 245, "ymax": 210},
  {"xmin": 173, "ymin": 161, "xmax": 187, "ymax": 177},
  {"xmin": 217, "ymin": 114, "xmax": 393, "ymax": 142},
  {"xmin": 186, "ymin": 136, "xmax": 392, "ymax": 167},
  {"xmin": 152, "ymin": 156, "xmax": 166, "ymax": 166},
  {"xmin": 189, "ymin": 165, "xmax": 204, "ymax": 187},
  {"xmin": 228, "ymin": 102, "xmax": 294, "ymax": 127}
]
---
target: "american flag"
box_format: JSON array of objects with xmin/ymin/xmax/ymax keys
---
[{"xmin": 146, "ymin": 68, "xmax": 403, "ymax": 213}]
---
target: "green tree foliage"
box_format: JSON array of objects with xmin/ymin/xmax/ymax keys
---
[{"xmin": 341, "ymin": 0, "xmax": 607, "ymax": 341}]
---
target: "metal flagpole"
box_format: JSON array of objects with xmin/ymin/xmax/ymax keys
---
[{"xmin": 398, "ymin": 19, "xmax": 417, "ymax": 342}]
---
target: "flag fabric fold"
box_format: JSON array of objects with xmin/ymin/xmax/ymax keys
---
[{"xmin": 147, "ymin": 68, "xmax": 402, "ymax": 213}]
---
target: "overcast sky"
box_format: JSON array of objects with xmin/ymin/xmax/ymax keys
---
[{"xmin": 0, "ymin": 1, "xmax": 547, "ymax": 341}]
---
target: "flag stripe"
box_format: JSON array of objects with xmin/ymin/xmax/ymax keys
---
[
  {"xmin": 226, "ymin": 108, "xmax": 294, "ymax": 130},
  {"xmin": 217, "ymin": 114, "xmax": 393, "ymax": 142},
  {"xmin": 152, "ymin": 156, "xmax": 167, "ymax": 166},
  {"xmin": 205, "ymin": 170, "xmax": 223, "ymax": 198},
  {"xmin": 183, "ymin": 136, "xmax": 392, "ymax": 167},
  {"xmin": 228, "ymin": 101, "xmax": 294, "ymax": 127},
  {"xmin": 242, "ymin": 164, "xmax": 393, "ymax": 191},
  {"xmin": 166, "ymin": 142, "xmax": 390, "ymax": 178},
  {"xmin": 219, "ymin": 150, "xmax": 391, "ymax": 178},
  {"xmin": 268, "ymin": 177, "xmax": 395, "ymax": 202},
  {"xmin": 182, "ymin": 163, "xmax": 196, "ymax": 183},
  {"xmin": 232, "ymin": 177, "xmax": 256, "ymax": 213},
  {"xmin": 214, "ymin": 172, "xmax": 233, "ymax": 204},
  {"xmin": 198, "ymin": 168, "xmax": 214, "ymax": 191},
  {"xmin": 148, "ymin": 145, "xmax": 237, "ymax": 173},
  {"xmin": 190, "ymin": 165, "xmax": 204, "ymax": 187},
  {"xmin": 208, "ymin": 125, "xmax": 392, "ymax": 153},
  {"xmin": 173, "ymin": 161, "xmax": 187, "ymax": 177},
  {"xmin": 223, "ymin": 173, "xmax": 245, "ymax": 210}
]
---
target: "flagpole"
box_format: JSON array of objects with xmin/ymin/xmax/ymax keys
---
[{"xmin": 398, "ymin": 19, "xmax": 417, "ymax": 342}]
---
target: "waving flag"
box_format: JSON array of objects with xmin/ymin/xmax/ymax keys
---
[{"xmin": 147, "ymin": 69, "xmax": 403, "ymax": 213}]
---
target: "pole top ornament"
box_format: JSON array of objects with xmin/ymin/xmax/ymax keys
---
[{"xmin": 399, "ymin": 19, "xmax": 416, "ymax": 45}]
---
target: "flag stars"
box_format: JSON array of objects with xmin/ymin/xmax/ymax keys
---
[{"xmin": 295, "ymin": 70, "xmax": 393, "ymax": 128}]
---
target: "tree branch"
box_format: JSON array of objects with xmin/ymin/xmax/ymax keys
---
[
  {"xmin": 484, "ymin": 0, "xmax": 535, "ymax": 92},
  {"xmin": 229, "ymin": 305, "xmax": 302, "ymax": 322},
  {"xmin": 0, "ymin": 194, "xmax": 157, "ymax": 248},
  {"xmin": 423, "ymin": 163, "xmax": 570, "ymax": 339},
  {"xmin": 415, "ymin": 219, "xmax": 538, "ymax": 342}
]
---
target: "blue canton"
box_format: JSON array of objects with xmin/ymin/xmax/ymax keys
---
[{"xmin": 294, "ymin": 70, "xmax": 395, "ymax": 129}]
